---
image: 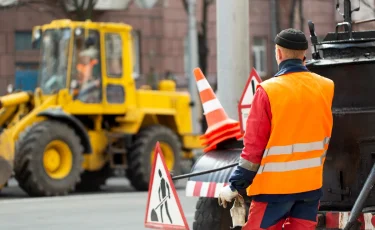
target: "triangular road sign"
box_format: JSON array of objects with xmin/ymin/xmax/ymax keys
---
[
  {"xmin": 238, "ymin": 68, "xmax": 262, "ymax": 133},
  {"xmin": 144, "ymin": 142, "xmax": 190, "ymax": 230}
]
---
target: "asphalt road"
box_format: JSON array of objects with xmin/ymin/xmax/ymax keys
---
[{"xmin": 0, "ymin": 178, "xmax": 199, "ymax": 230}]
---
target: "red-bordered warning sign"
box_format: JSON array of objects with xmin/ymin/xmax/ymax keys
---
[
  {"xmin": 144, "ymin": 142, "xmax": 190, "ymax": 230},
  {"xmin": 238, "ymin": 68, "xmax": 262, "ymax": 133}
]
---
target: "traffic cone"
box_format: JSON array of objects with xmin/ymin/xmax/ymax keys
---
[
  {"xmin": 201, "ymin": 125, "xmax": 242, "ymax": 146},
  {"xmin": 203, "ymin": 129, "xmax": 243, "ymax": 152},
  {"xmin": 193, "ymin": 67, "xmax": 243, "ymax": 152}
]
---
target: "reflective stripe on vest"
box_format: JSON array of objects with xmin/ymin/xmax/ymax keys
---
[
  {"xmin": 258, "ymin": 150, "xmax": 327, "ymax": 174},
  {"xmin": 263, "ymin": 137, "xmax": 330, "ymax": 158},
  {"xmin": 246, "ymin": 71, "xmax": 334, "ymax": 196}
]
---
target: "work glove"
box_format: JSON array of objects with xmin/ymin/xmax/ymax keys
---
[
  {"xmin": 218, "ymin": 185, "xmax": 238, "ymax": 208},
  {"xmin": 229, "ymin": 166, "xmax": 257, "ymax": 195},
  {"xmin": 230, "ymin": 195, "xmax": 247, "ymax": 228}
]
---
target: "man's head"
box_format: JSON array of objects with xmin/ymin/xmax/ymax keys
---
[
  {"xmin": 274, "ymin": 28, "xmax": 308, "ymax": 65},
  {"xmin": 158, "ymin": 169, "xmax": 162, "ymax": 178},
  {"xmin": 79, "ymin": 47, "xmax": 98, "ymax": 64}
]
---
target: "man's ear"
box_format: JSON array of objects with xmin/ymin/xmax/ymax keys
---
[{"xmin": 277, "ymin": 48, "xmax": 283, "ymax": 61}]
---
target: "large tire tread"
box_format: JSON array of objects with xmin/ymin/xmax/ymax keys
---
[
  {"xmin": 127, "ymin": 125, "xmax": 182, "ymax": 191},
  {"xmin": 193, "ymin": 197, "xmax": 233, "ymax": 230},
  {"xmin": 14, "ymin": 120, "xmax": 83, "ymax": 197}
]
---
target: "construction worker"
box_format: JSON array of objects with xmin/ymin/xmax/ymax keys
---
[
  {"xmin": 76, "ymin": 46, "xmax": 101, "ymax": 102},
  {"xmin": 218, "ymin": 28, "xmax": 334, "ymax": 230}
]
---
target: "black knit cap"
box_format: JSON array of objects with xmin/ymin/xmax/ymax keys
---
[{"xmin": 275, "ymin": 28, "xmax": 308, "ymax": 50}]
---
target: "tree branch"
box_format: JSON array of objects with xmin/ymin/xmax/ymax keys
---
[
  {"xmin": 72, "ymin": 0, "xmax": 85, "ymax": 20},
  {"xmin": 85, "ymin": 0, "xmax": 97, "ymax": 20},
  {"xmin": 0, "ymin": 0, "xmax": 99, "ymax": 20},
  {"xmin": 299, "ymin": 0, "xmax": 304, "ymax": 31},
  {"xmin": 181, "ymin": 0, "xmax": 188, "ymax": 13},
  {"xmin": 58, "ymin": 0, "xmax": 70, "ymax": 17},
  {"xmin": 289, "ymin": 0, "xmax": 297, "ymax": 28},
  {"xmin": 0, "ymin": 0, "xmax": 45, "ymax": 8},
  {"xmin": 0, "ymin": 0, "xmax": 69, "ymax": 18},
  {"xmin": 23, "ymin": 2, "xmax": 59, "ymax": 18},
  {"xmin": 79, "ymin": 0, "xmax": 85, "ymax": 9}
]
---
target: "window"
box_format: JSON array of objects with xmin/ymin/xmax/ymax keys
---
[
  {"xmin": 106, "ymin": 84, "xmax": 125, "ymax": 104},
  {"xmin": 132, "ymin": 31, "xmax": 141, "ymax": 79},
  {"xmin": 15, "ymin": 63, "xmax": 39, "ymax": 91},
  {"xmin": 71, "ymin": 29, "xmax": 102, "ymax": 103},
  {"xmin": 15, "ymin": 31, "xmax": 40, "ymax": 50},
  {"xmin": 105, "ymin": 33, "xmax": 123, "ymax": 78},
  {"xmin": 252, "ymin": 37, "xmax": 267, "ymax": 76}
]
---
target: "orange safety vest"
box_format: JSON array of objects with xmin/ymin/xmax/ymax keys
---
[
  {"xmin": 77, "ymin": 59, "xmax": 98, "ymax": 84},
  {"xmin": 246, "ymin": 71, "xmax": 334, "ymax": 196}
]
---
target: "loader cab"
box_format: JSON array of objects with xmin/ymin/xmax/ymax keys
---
[{"xmin": 32, "ymin": 20, "xmax": 136, "ymax": 114}]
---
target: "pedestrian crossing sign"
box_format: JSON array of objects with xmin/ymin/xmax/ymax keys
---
[{"xmin": 144, "ymin": 142, "xmax": 190, "ymax": 230}]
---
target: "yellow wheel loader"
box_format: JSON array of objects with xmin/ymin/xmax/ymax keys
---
[{"xmin": 0, "ymin": 19, "xmax": 202, "ymax": 197}]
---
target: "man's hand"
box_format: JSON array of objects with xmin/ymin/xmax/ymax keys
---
[{"xmin": 218, "ymin": 185, "xmax": 238, "ymax": 208}]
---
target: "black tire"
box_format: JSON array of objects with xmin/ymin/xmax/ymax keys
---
[
  {"xmin": 126, "ymin": 125, "xmax": 182, "ymax": 191},
  {"xmin": 193, "ymin": 197, "xmax": 250, "ymax": 230},
  {"xmin": 75, "ymin": 164, "xmax": 111, "ymax": 192},
  {"xmin": 14, "ymin": 120, "xmax": 83, "ymax": 197},
  {"xmin": 193, "ymin": 197, "xmax": 233, "ymax": 230}
]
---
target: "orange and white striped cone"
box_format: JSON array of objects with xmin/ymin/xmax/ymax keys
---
[
  {"xmin": 193, "ymin": 67, "xmax": 241, "ymax": 137},
  {"xmin": 203, "ymin": 130, "xmax": 243, "ymax": 153},
  {"xmin": 201, "ymin": 125, "xmax": 242, "ymax": 146},
  {"xmin": 193, "ymin": 67, "xmax": 243, "ymax": 152}
]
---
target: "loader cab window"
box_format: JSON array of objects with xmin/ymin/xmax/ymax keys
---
[
  {"xmin": 104, "ymin": 32, "xmax": 125, "ymax": 104},
  {"xmin": 39, "ymin": 28, "xmax": 71, "ymax": 94},
  {"xmin": 105, "ymin": 33, "xmax": 123, "ymax": 78},
  {"xmin": 70, "ymin": 29, "xmax": 102, "ymax": 103}
]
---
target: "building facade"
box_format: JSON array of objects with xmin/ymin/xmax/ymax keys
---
[{"xmin": 0, "ymin": 0, "xmax": 364, "ymax": 95}]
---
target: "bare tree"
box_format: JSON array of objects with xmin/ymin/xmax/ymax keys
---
[
  {"xmin": 181, "ymin": 0, "xmax": 214, "ymax": 84},
  {"xmin": 0, "ymin": 0, "xmax": 99, "ymax": 21},
  {"xmin": 289, "ymin": 0, "xmax": 304, "ymax": 31}
]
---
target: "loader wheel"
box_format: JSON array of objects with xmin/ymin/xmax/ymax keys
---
[
  {"xmin": 75, "ymin": 164, "xmax": 111, "ymax": 192},
  {"xmin": 127, "ymin": 125, "xmax": 182, "ymax": 191},
  {"xmin": 14, "ymin": 120, "xmax": 83, "ymax": 197}
]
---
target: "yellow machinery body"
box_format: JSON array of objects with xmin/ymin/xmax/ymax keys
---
[{"xmin": 0, "ymin": 19, "xmax": 202, "ymax": 196}]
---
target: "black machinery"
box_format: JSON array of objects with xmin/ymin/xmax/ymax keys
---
[{"xmin": 307, "ymin": 0, "xmax": 375, "ymax": 212}]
